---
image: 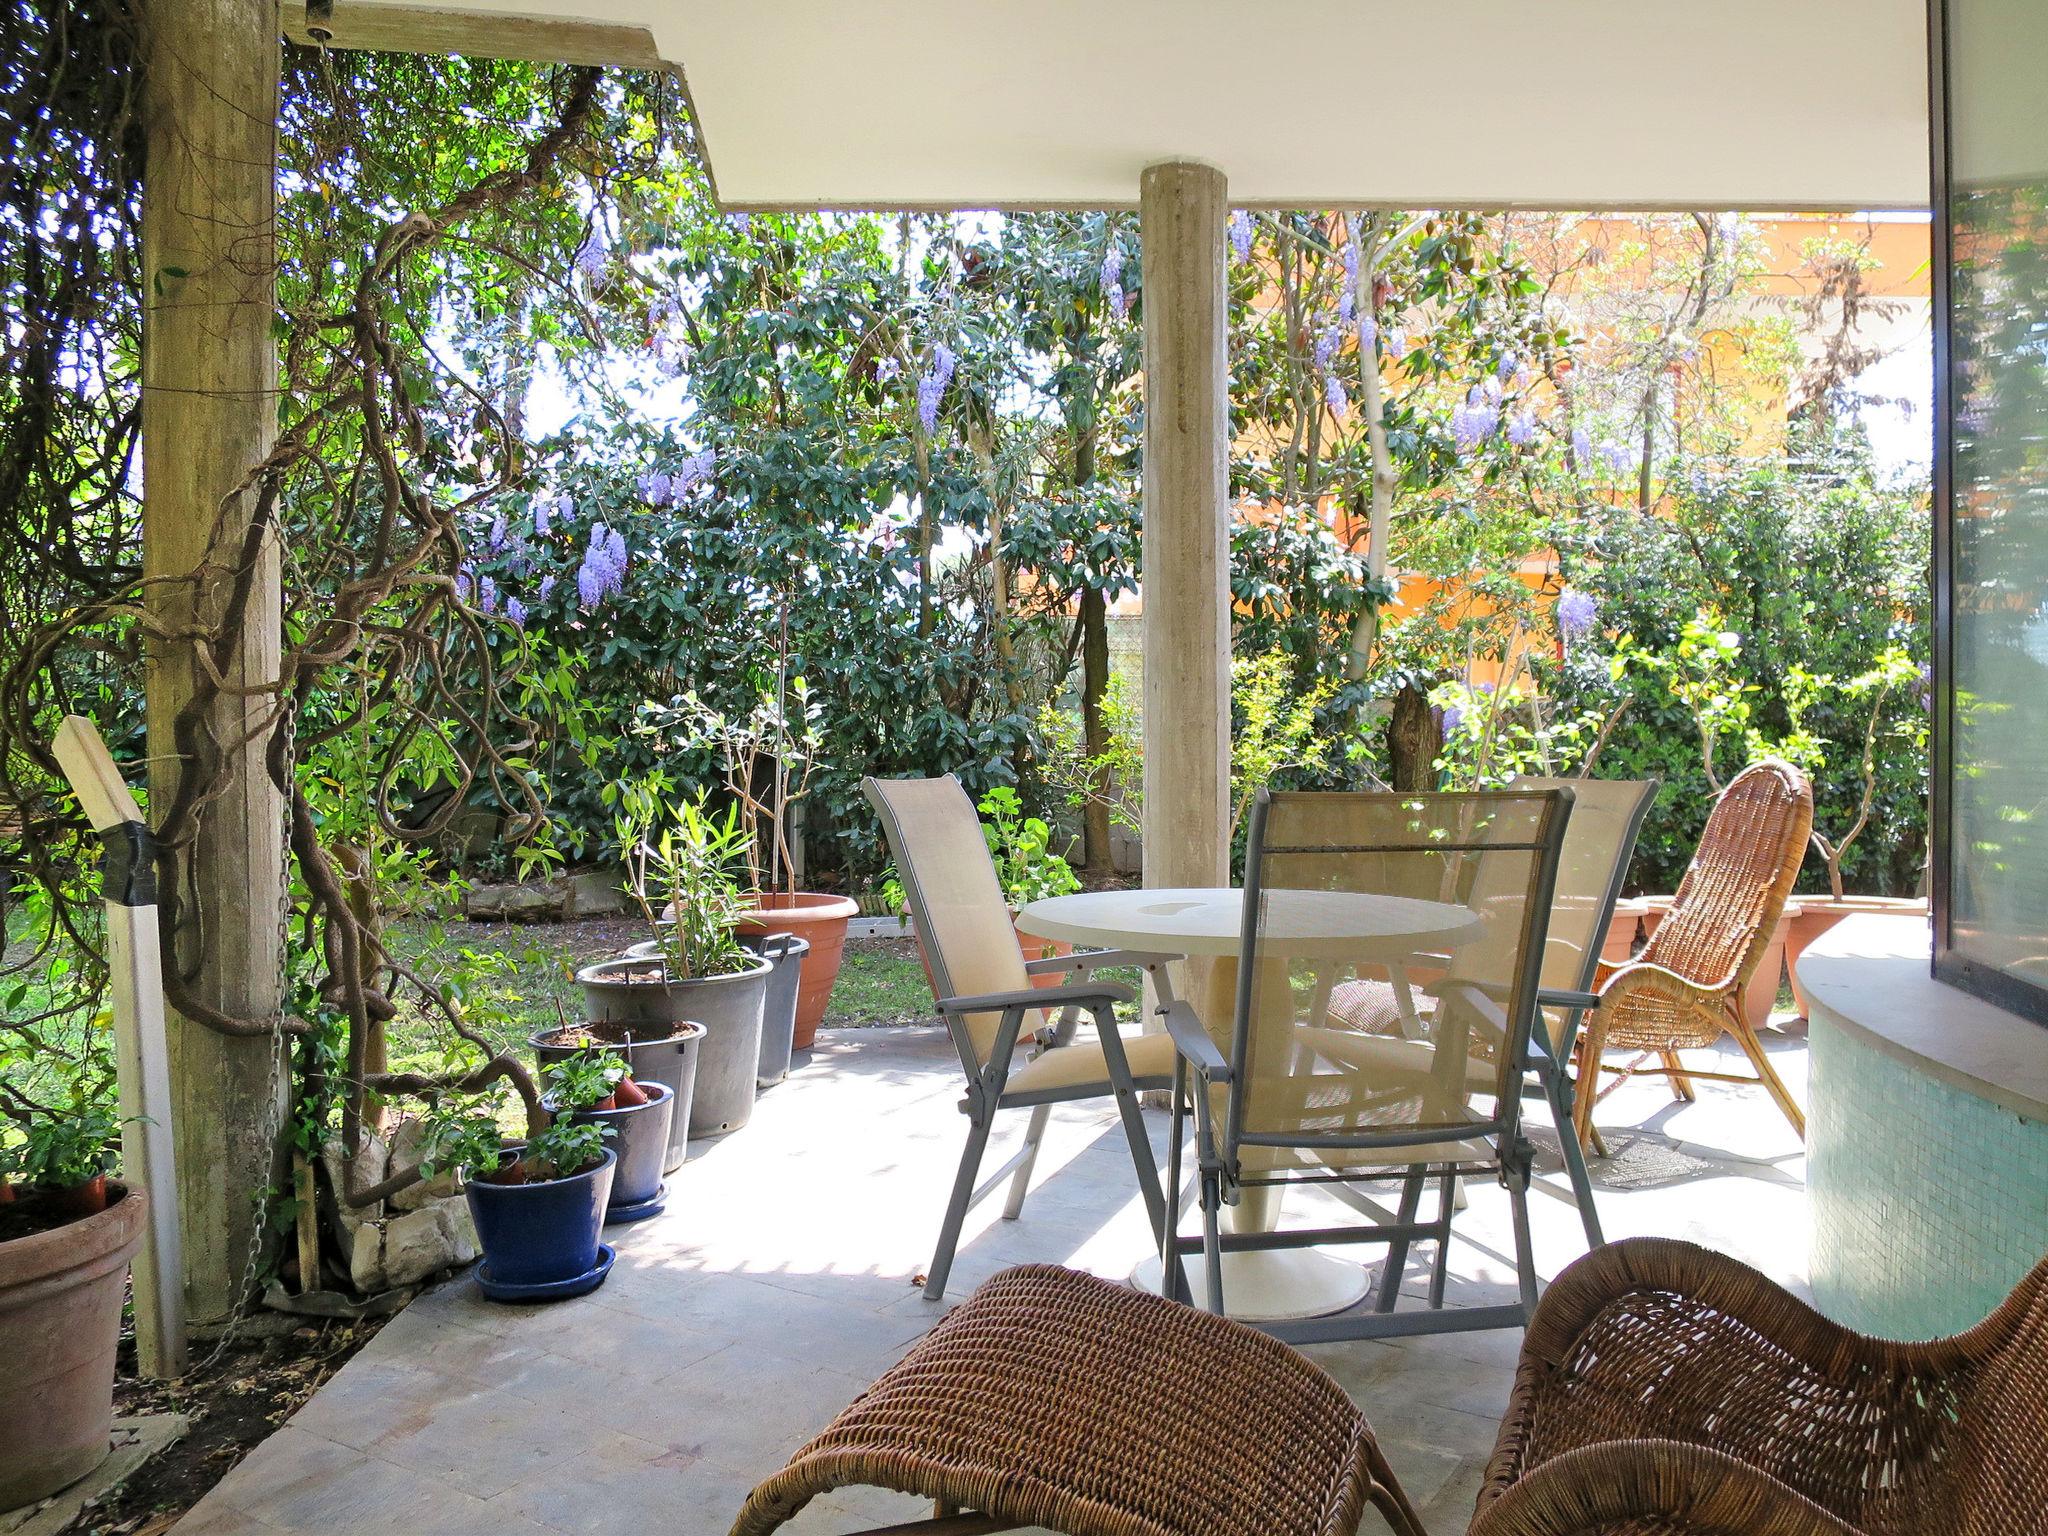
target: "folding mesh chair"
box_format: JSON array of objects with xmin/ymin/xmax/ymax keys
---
[
  {"xmin": 864, "ymin": 775, "xmax": 1183, "ymax": 1302},
  {"xmin": 1325, "ymin": 776, "xmax": 1659, "ymax": 1246},
  {"xmin": 1162, "ymin": 787, "xmax": 1574, "ymax": 1343}
]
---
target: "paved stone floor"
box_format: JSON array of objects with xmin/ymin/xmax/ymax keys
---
[{"xmin": 173, "ymin": 1018, "xmax": 1810, "ymax": 1536}]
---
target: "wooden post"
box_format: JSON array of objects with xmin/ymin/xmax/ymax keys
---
[
  {"xmin": 1138, "ymin": 162, "xmax": 1232, "ymax": 895},
  {"xmin": 140, "ymin": 0, "xmax": 288, "ymax": 1328},
  {"xmin": 52, "ymin": 717, "xmax": 189, "ymax": 1378}
]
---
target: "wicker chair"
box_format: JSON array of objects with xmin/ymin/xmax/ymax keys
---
[
  {"xmin": 1573, "ymin": 760, "xmax": 1812, "ymax": 1149},
  {"xmin": 733, "ymin": 1243, "xmax": 2048, "ymax": 1536},
  {"xmin": 729, "ymin": 1263, "xmax": 1428, "ymax": 1536},
  {"xmin": 1473, "ymin": 1237, "xmax": 2048, "ymax": 1535}
]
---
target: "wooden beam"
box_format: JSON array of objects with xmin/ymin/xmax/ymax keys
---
[
  {"xmin": 278, "ymin": 1, "xmax": 663, "ymax": 67},
  {"xmin": 141, "ymin": 0, "xmax": 290, "ymax": 1329}
]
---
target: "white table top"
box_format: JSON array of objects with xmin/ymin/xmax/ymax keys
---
[{"xmin": 1016, "ymin": 885, "xmax": 1483, "ymax": 961}]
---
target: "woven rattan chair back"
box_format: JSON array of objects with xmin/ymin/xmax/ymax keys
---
[
  {"xmin": 1632, "ymin": 760, "xmax": 1811, "ymax": 1028},
  {"xmin": 1227, "ymin": 789, "xmax": 1574, "ymax": 1158},
  {"xmin": 863, "ymin": 775, "xmax": 1030, "ymax": 1068}
]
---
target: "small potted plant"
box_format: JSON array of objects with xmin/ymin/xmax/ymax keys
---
[
  {"xmin": 540, "ymin": 1049, "xmax": 677, "ymax": 1223},
  {"xmin": 423, "ymin": 1094, "xmax": 617, "ymax": 1303},
  {"xmin": 0, "ymin": 1104, "xmax": 147, "ymax": 1509},
  {"xmin": 576, "ymin": 783, "xmax": 771, "ymax": 1141}
]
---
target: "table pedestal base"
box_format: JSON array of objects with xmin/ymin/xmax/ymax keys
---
[{"xmin": 1132, "ymin": 1248, "xmax": 1374, "ymax": 1321}]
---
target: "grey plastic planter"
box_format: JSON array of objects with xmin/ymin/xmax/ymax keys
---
[
  {"xmin": 742, "ymin": 932, "xmax": 808, "ymax": 1087},
  {"xmin": 530, "ymin": 1018, "xmax": 704, "ymax": 1174},
  {"xmin": 576, "ymin": 953, "xmax": 770, "ymax": 1140}
]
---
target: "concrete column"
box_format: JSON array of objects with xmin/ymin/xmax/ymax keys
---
[
  {"xmin": 1138, "ymin": 162, "xmax": 1231, "ymax": 894},
  {"xmin": 140, "ymin": 0, "xmax": 287, "ymax": 1327}
]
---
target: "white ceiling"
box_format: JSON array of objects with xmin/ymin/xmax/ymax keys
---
[{"xmin": 361, "ymin": 0, "xmax": 1935, "ymax": 209}]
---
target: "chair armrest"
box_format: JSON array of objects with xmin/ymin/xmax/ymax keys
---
[
  {"xmin": 1022, "ymin": 947, "xmax": 1185, "ymax": 976},
  {"xmin": 1595, "ymin": 959, "xmax": 1740, "ymax": 1011},
  {"xmin": 937, "ymin": 980, "xmax": 1134, "ymax": 1015},
  {"xmin": 1472, "ymin": 1443, "xmax": 1859, "ymax": 1536},
  {"xmin": 1159, "ymin": 1000, "xmax": 1231, "ymax": 1083},
  {"xmin": 1537, "ymin": 987, "xmax": 1601, "ymax": 1012}
]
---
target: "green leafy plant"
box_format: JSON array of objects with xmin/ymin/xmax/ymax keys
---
[
  {"xmin": 611, "ymin": 777, "xmax": 753, "ymax": 981},
  {"xmin": 519, "ymin": 1120, "xmax": 609, "ymax": 1181},
  {"xmin": 976, "ymin": 787, "xmax": 1080, "ymax": 909},
  {"xmin": 544, "ymin": 1047, "xmax": 625, "ymax": 1113},
  {"xmin": 418, "ymin": 1096, "xmax": 507, "ymax": 1181},
  {"xmin": 16, "ymin": 1103, "xmax": 122, "ymax": 1189}
]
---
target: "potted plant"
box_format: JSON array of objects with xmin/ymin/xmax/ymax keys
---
[
  {"xmin": 540, "ymin": 1049, "xmax": 677, "ymax": 1223},
  {"xmin": 691, "ymin": 674, "xmax": 857, "ymax": 1050},
  {"xmin": 578, "ymin": 783, "xmax": 771, "ymax": 1140},
  {"xmin": 532, "ymin": 992, "xmax": 705, "ymax": 1177},
  {"xmin": 0, "ymin": 1105, "xmax": 147, "ymax": 1508},
  {"xmin": 422, "ymin": 1096, "xmax": 616, "ymax": 1303}
]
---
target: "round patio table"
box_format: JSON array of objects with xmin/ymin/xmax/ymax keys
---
[{"xmin": 1017, "ymin": 886, "xmax": 1485, "ymax": 1321}]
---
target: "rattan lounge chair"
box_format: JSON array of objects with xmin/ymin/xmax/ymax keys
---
[
  {"xmin": 729, "ymin": 1263, "xmax": 1429, "ymax": 1536},
  {"xmin": 733, "ymin": 1241, "xmax": 2048, "ymax": 1536},
  {"xmin": 1473, "ymin": 1236, "xmax": 2048, "ymax": 1535},
  {"xmin": 864, "ymin": 775, "xmax": 1185, "ymax": 1302},
  {"xmin": 1571, "ymin": 760, "xmax": 1813, "ymax": 1148},
  {"xmin": 1326, "ymin": 776, "xmax": 1660, "ymax": 1248}
]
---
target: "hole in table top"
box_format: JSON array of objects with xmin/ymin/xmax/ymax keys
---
[{"xmin": 1136, "ymin": 900, "xmax": 1204, "ymax": 916}]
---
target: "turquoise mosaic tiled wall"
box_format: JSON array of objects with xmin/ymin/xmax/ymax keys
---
[{"xmin": 1810, "ymin": 1016, "xmax": 2048, "ymax": 1339}]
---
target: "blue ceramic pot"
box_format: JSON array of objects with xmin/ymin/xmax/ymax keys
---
[
  {"xmin": 464, "ymin": 1147, "xmax": 615, "ymax": 1289},
  {"xmin": 556, "ymin": 1083, "xmax": 673, "ymax": 1214}
]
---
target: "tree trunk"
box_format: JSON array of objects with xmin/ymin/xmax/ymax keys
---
[
  {"xmin": 1079, "ymin": 585, "xmax": 1113, "ymax": 871},
  {"xmin": 1387, "ymin": 681, "xmax": 1441, "ymax": 793}
]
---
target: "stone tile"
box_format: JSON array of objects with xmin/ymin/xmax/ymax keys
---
[
  {"xmin": 189, "ymin": 1024, "xmax": 1825, "ymax": 1536},
  {"xmin": 357, "ymin": 1381, "xmax": 621, "ymax": 1499}
]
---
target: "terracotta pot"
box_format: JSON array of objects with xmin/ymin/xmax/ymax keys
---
[
  {"xmin": 1785, "ymin": 896, "xmax": 1931, "ymax": 1017},
  {"xmin": 1014, "ymin": 918, "xmax": 1072, "ymax": 990},
  {"xmin": 0, "ymin": 1181, "xmax": 146, "ymax": 1508},
  {"xmin": 735, "ymin": 892, "xmax": 859, "ymax": 1050},
  {"xmin": 1742, "ymin": 907, "xmax": 1797, "ymax": 1030}
]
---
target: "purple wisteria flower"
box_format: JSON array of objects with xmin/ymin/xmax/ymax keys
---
[
  {"xmin": 1229, "ymin": 211, "xmax": 1253, "ymax": 262},
  {"xmin": 639, "ymin": 468, "xmax": 673, "ymax": 505},
  {"xmin": 1338, "ymin": 287, "xmax": 1356, "ymax": 323},
  {"xmin": 1601, "ymin": 441, "xmax": 1632, "ymax": 475},
  {"xmin": 1557, "ymin": 589, "xmax": 1599, "ymax": 642},
  {"xmin": 1439, "ymin": 702, "xmax": 1464, "ymax": 735},
  {"xmin": 574, "ymin": 235, "xmax": 607, "ymax": 279},
  {"xmin": 1386, "ymin": 329, "xmax": 1409, "ymax": 361},
  {"xmin": 1356, "ymin": 316, "xmax": 1377, "ymax": 350},
  {"xmin": 488, "ymin": 510, "xmax": 509, "ymax": 552},
  {"xmin": 1497, "ymin": 353, "xmax": 1517, "ymax": 382},
  {"xmin": 672, "ymin": 448, "xmax": 717, "ymax": 497},
  {"xmin": 555, "ymin": 493, "xmax": 575, "ymax": 524},
  {"xmin": 1324, "ymin": 373, "xmax": 1350, "ymax": 422},
  {"xmin": 538, "ymin": 574, "xmax": 557, "ymax": 604},
  {"xmin": 1571, "ymin": 427, "xmax": 1592, "ymax": 464},
  {"xmin": 1343, "ymin": 240, "xmax": 1360, "ymax": 295},
  {"xmin": 455, "ymin": 562, "xmax": 476, "ymax": 604},
  {"xmin": 1099, "ymin": 244, "xmax": 1123, "ymax": 296},
  {"xmin": 728, "ymin": 212, "xmax": 753, "ymax": 234},
  {"xmin": 917, "ymin": 344, "xmax": 957, "ymax": 434},
  {"xmin": 1451, "ymin": 396, "xmax": 1499, "ymax": 452},
  {"xmin": 875, "ymin": 356, "xmax": 901, "ymax": 383},
  {"xmin": 505, "ymin": 597, "xmax": 527, "ymax": 628},
  {"xmin": 477, "ymin": 575, "xmax": 498, "ymax": 616},
  {"xmin": 534, "ymin": 497, "xmax": 552, "ymax": 537},
  {"xmin": 1315, "ymin": 325, "xmax": 1340, "ymax": 370},
  {"xmin": 1506, "ymin": 411, "xmax": 1538, "ymax": 447},
  {"xmin": 577, "ymin": 524, "xmax": 629, "ymax": 609}
]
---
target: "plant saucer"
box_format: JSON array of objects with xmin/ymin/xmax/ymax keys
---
[{"xmin": 476, "ymin": 1243, "xmax": 615, "ymax": 1304}]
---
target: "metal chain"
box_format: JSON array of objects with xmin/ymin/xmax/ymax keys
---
[{"xmin": 194, "ymin": 709, "xmax": 298, "ymax": 1369}]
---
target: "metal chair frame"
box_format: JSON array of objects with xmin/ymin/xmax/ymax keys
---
[
  {"xmin": 1164, "ymin": 787, "xmax": 1575, "ymax": 1345},
  {"xmin": 863, "ymin": 775, "xmax": 1187, "ymax": 1303}
]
